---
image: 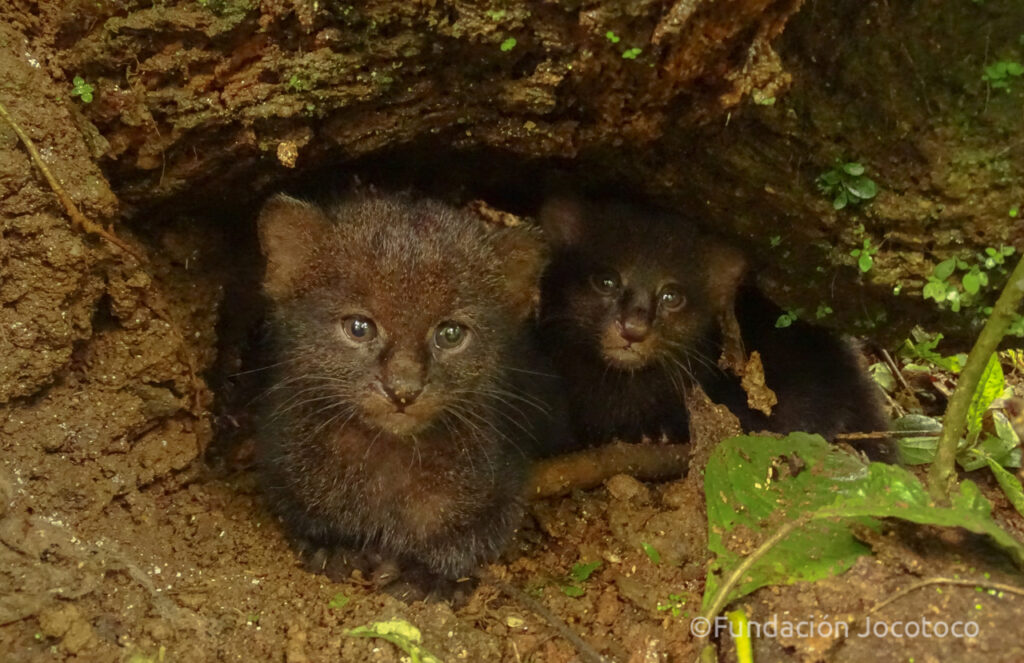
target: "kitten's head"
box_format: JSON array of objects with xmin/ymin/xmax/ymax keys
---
[
  {"xmin": 258, "ymin": 194, "xmax": 546, "ymax": 438},
  {"xmin": 539, "ymin": 196, "xmax": 745, "ymax": 372}
]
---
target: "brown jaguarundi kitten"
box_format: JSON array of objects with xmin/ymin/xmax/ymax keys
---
[
  {"xmin": 538, "ymin": 196, "xmax": 892, "ymax": 459},
  {"xmin": 256, "ymin": 192, "xmax": 563, "ymax": 598}
]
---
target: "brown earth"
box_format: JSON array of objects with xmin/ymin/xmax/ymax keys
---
[{"xmin": 2, "ymin": 0, "xmax": 1024, "ymax": 662}]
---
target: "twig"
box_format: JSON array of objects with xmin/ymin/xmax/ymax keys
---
[
  {"xmin": 0, "ymin": 100, "xmax": 143, "ymax": 263},
  {"xmin": 697, "ymin": 513, "xmax": 813, "ymax": 636},
  {"xmin": 0, "ymin": 97, "xmax": 205, "ymax": 413},
  {"xmin": 483, "ymin": 571, "xmax": 611, "ymax": 663},
  {"xmin": 867, "ymin": 577, "xmax": 1024, "ymax": 616},
  {"xmin": 835, "ymin": 429, "xmax": 939, "ymax": 441},
  {"xmin": 928, "ymin": 255, "xmax": 1024, "ymax": 502}
]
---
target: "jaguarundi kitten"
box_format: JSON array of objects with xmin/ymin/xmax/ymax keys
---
[
  {"xmin": 256, "ymin": 193, "xmax": 561, "ymax": 598},
  {"xmin": 538, "ymin": 196, "xmax": 891, "ymax": 458}
]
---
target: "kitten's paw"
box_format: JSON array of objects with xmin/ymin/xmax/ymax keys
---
[{"xmin": 378, "ymin": 563, "xmax": 478, "ymax": 607}]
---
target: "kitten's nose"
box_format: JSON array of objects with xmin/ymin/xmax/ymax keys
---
[
  {"xmin": 383, "ymin": 383, "xmax": 422, "ymax": 408},
  {"xmin": 620, "ymin": 310, "xmax": 650, "ymax": 343}
]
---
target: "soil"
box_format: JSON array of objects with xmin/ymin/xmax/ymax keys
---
[{"xmin": 2, "ymin": 1, "xmax": 1024, "ymax": 662}]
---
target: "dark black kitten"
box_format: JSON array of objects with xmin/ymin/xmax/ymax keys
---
[
  {"xmin": 256, "ymin": 193, "xmax": 562, "ymax": 598},
  {"xmin": 538, "ymin": 196, "xmax": 890, "ymax": 457}
]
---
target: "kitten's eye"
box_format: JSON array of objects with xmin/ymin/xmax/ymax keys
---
[
  {"xmin": 434, "ymin": 321, "xmax": 469, "ymax": 350},
  {"xmin": 658, "ymin": 284, "xmax": 686, "ymax": 311},
  {"xmin": 341, "ymin": 316, "xmax": 377, "ymax": 342},
  {"xmin": 589, "ymin": 270, "xmax": 621, "ymax": 295}
]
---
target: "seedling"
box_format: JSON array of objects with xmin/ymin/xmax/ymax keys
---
[
  {"xmin": 656, "ymin": 593, "xmax": 687, "ymax": 617},
  {"xmin": 500, "ymin": 37, "xmax": 517, "ymax": 52},
  {"xmin": 982, "ymin": 61, "xmax": 1024, "ymax": 91},
  {"xmin": 816, "ymin": 161, "xmax": 878, "ymax": 210},
  {"xmin": 849, "ymin": 238, "xmax": 878, "ymax": 273},
  {"xmin": 70, "ymin": 76, "xmax": 94, "ymax": 103}
]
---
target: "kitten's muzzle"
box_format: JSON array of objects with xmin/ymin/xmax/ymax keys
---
[{"xmin": 383, "ymin": 383, "xmax": 423, "ymax": 409}]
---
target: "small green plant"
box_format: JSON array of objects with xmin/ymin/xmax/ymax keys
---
[
  {"xmin": 922, "ymin": 247, "xmax": 1016, "ymax": 313},
  {"xmin": 70, "ymin": 76, "xmax": 94, "ymax": 103},
  {"xmin": 769, "ymin": 235, "xmax": 782, "ymax": 248},
  {"xmin": 560, "ymin": 560, "xmax": 601, "ymax": 597},
  {"xmin": 815, "ymin": 304, "xmax": 833, "ymax": 319},
  {"xmin": 622, "ymin": 47, "xmax": 642, "ymax": 60},
  {"xmin": 899, "ymin": 328, "xmax": 967, "ymax": 373},
  {"xmin": 485, "ymin": 9, "xmax": 508, "ymax": 21},
  {"xmin": 570, "ymin": 560, "xmax": 601, "ymax": 582},
  {"xmin": 816, "ymin": 161, "xmax": 878, "ymax": 210},
  {"xmin": 775, "ymin": 309, "xmax": 801, "ymax": 328},
  {"xmin": 328, "ymin": 593, "xmax": 350, "ymax": 609},
  {"xmin": 982, "ymin": 60, "xmax": 1023, "ymax": 91},
  {"xmin": 605, "ymin": 30, "xmax": 621, "ymax": 43},
  {"xmin": 640, "ymin": 542, "xmax": 661, "ymax": 564},
  {"xmin": 849, "ymin": 237, "xmax": 878, "ymax": 273},
  {"xmin": 656, "ymin": 593, "xmax": 688, "ymax": 617},
  {"xmin": 287, "ymin": 74, "xmax": 310, "ymax": 92},
  {"xmin": 500, "ymin": 37, "xmax": 517, "ymax": 52}
]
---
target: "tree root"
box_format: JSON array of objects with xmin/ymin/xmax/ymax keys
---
[{"xmin": 527, "ymin": 442, "xmax": 690, "ymax": 499}]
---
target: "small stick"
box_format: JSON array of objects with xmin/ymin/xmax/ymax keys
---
[
  {"xmin": 482, "ymin": 570, "xmax": 611, "ymax": 663},
  {"xmin": 867, "ymin": 577, "xmax": 1024, "ymax": 616},
  {"xmin": 0, "ymin": 98, "xmax": 205, "ymax": 413},
  {"xmin": 0, "ymin": 100, "xmax": 143, "ymax": 263}
]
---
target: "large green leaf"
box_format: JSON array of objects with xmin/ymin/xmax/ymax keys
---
[
  {"xmin": 703, "ymin": 434, "xmax": 876, "ymax": 610},
  {"xmin": 702, "ymin": 434, "xmax": 1024, "ymax": 612},
  {"xmin": 966, "ymin": 354, "xmax": 1004, "ymax": 440}
]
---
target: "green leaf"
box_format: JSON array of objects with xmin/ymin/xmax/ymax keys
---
[
  {"xmin": 348, "ymin": 620, "xmax": 442, "ymax": 663},
  {"xmin": 986, "ymin": 458, "xmax": 1024, "ymax": 518},
  {"xmin": 328, "ymin": 593, "xmax": 350, "ymax": 609},
  {"xmin": 819, "ymin": 170, "xmax": 841, "ymax": 186},
  {"xmin": 622, "ymin": 47, "xmax": 642, "ymax": 60},
  {"xmin": 500, "ymin": 37, "xmax": 517, "ymax": 52},
  {"xmin": 896, "ymin": 435, "xmax": 939, "ymax": 465},
  {"xmin": 934, "ymin": 258, "xmax": 957, "ymax": 281},
  {"xmin": 966, "ymin": 354, "xmax": 1004, "ymax": 439},
  {"xmin": 605, "ymin": 30, "xmax": 621, "ymax": 43},
  {"xmin": 868, "ymin": 362, "xmax": 895, "ymax": 392},
  {"xmin": 561, "ymin": 584, "xmax": 585, "ymax": 597},
  {"xmin": 842, "ymin": 162, "xmax": 865, "ymax": 176},
  {"xmin": 963, "ymin": 271, "xmax": 981, "ymax": 294},
  {"xmin": 1006, "ymin": 61, "xmax": 1024, "ymax": 76},
  {"xmin": 858, "ymin": 252, "xmax": 874, "ymax": 273},
  {"xmin": 833, "ymin": 191, "xmax": 848, "ymax": 210},
  {"xmin": 923, "ymin": 280, "xmax": 947, "ymax": 302},
  {"xmin": 570, "ymin": 561, "xmax": 602, "ymax": 582},
  {"xmin": 845, "ymin": 176, "xmax": 878, "ymax": 200},
  {"xmin": 702, "ymin": 434, "xmax": 1024, "ymax": 612},
  {"xmin": 703, "ymin": 434, "xmax": 876, "ymax": 610},
  {"xmin": 641, "ymin": 542, "xmax": 661, "ymax": 564}
]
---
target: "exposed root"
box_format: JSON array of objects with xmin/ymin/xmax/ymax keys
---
[{"xmin": 527, "ymin": 442, "xmax": 690, "ymax": 499}]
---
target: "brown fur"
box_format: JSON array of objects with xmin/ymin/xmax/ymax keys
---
[
  {"xmin": 256, "ymin": 193, "xmax": 564, "ymax": 594},
  {"xmin": 538, "ymin": 196, "xmax": 891, "ymax": 458}
]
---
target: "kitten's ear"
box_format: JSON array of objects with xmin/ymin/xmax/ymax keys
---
[
  {"xmin": 704, "ymin": 241, "xmax": 746, "ymax": 312},
  {"xmin": 538, "ymin": 195, "xmax": 587, "ymax": 247},
  {"xmin": 491, "ymin": 226, "xmax": 550, "ymax": 319},
  {"xmin": 258, "ymin": 194, "xmax": 330, "ymax": 300}
]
